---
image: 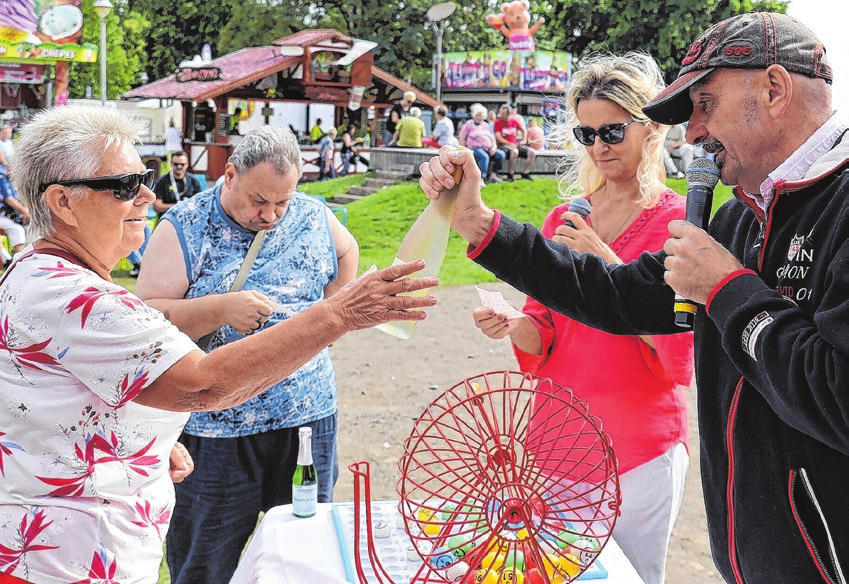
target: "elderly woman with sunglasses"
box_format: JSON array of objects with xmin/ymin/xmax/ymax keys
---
[
  {"xmin": 470, "ymin": 53, "xmax": 694, "ymax": 584},
  {"xmin": 0, "ymin": 106, "xmax": 437, "ymax": 584}
]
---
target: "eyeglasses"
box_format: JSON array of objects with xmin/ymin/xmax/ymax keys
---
[
  {"xmin": 572, "ymin": 120, "xmax": 641, "ymax": 146},
  {"xmin": 39, "ymin": 169, "xmax": 156, "ymax": 201}
]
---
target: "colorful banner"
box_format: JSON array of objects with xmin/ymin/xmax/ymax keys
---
[
  {"xmin": 0, "ymin": 0, "xmax": 97, "ymax": 64},
  {"xmin": 442, "ymin": 49, "xmax": 571, "ymax": 92}
]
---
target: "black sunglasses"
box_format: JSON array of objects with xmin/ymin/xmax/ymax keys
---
[
  {"xmin": 39, "ymin": 169, "xmax": 156, "ymax": 201},
  {"xmin": 171, "ymin": 162, "xmax": 187, "ymax": 168},
  {"xmin": 573, "ymin": 120, "xmax": 641, "ymax": 146}
]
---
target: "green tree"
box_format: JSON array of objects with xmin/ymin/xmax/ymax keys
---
[
  {"xmin": 128, "ymin": 0, "xmax": 229, "ymax": 82},
  {"xmin": 218, "ymin": 0, "xmax": 314, "ymax": 54},
  {"xmin": 68, "ymin": 0, "xmax": 150, "ymax": 99},
  {"xmin": 537, "ymin": 0, "xmax": 788, "ymax": 80}
]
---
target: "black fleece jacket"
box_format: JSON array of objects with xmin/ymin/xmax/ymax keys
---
[{"xmin": 472, "ymin": 150, "xmax": 849, "ymax": 583}]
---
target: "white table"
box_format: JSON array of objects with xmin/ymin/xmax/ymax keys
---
[{"xmin": 230, "ymin": 503, "xmax": 645, "ymax": 584}]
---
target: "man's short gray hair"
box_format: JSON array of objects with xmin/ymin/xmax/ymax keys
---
[
  {"xmin": 228, "ymin": 126, "xmax": 303, "ymax": 179},
  {"xmin": 12, "ymin": 105, "xmax": 145, "ymax": 238}
]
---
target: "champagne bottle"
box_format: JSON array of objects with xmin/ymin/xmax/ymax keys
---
[
  {"xmin": 376, "ymin": 159, "xmax": 462, "ymax": 340},
  {"xmin": 292, "ymin": 426, "xmax": 318, "ymax": 518}
]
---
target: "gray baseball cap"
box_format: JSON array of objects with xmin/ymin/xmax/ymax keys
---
[{"xmin": 643, "ymin": 12, "xmax": 832, "ymax": 125}]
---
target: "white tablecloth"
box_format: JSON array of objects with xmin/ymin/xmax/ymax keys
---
[{"xmin": 229, "ymin": 503, "xmax": 645, "ymax": 584}]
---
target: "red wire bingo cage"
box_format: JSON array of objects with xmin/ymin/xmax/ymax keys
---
[{"xmin": 349, "ymin": 371, "xmax": 620, "ymax": 584}]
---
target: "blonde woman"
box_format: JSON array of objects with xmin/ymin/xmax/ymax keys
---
[{"xmin": 473, "ymin": 52, "xmax": 694, "ymax": 584}]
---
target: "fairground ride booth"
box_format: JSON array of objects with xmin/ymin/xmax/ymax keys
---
[
  {"xmin": 122, "ymin": 29, "xmax": 440, "ymax": 181},
  {"xmin": 439, "ymin": 48, "xmax": 572, "ymax": 141}
]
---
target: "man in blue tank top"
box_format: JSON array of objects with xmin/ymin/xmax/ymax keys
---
[{"xmin": 136, "ymin": 126, "xmax": 359, "ymax": 584}]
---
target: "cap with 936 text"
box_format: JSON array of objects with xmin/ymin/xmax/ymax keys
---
[{"xmin": 643, "ymin": 12, "xmax": 832, "ymax": 126}]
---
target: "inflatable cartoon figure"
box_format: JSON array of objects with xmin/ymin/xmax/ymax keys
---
[{"xmin": 487, "ymin": 0, "xmax": 545, "ymax": 52}]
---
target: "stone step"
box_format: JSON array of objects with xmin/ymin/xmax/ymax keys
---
[
  {"xmin": 375, "ymin": 169, "xmax": 413, "ymax": 180},
  {"xmin": 329, "ymin": 192, "xmax": 369, "ymax": 205},
  {"xmin": 347, "ymin": 186, "xmax": 376, "ymax": 198},
  {"xmin": 363, "ymin": 177, "xmax": 397, "ymax": 189}
]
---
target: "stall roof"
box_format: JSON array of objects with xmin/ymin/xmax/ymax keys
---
[
  {"xmin": 371, "ymin": 67, "xmax": 440, "ymax": 109},
  {"xmin": 123, "ymin": 28, "xmax": 441, "ymax": 108},
  {"xmin": 124, "ymin": 47, "xmax": 299, "ymax": 102}
]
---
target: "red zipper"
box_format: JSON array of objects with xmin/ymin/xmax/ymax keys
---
[{"xmin": 726, "ymin": 377, "xmax": 746, "ymax": 583}]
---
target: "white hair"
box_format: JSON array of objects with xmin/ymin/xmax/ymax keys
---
[
  {"xmin": 12, "ymin": 105, "xmax": 145, "ymax": 238},
  {"xmin": 469, "ymin": 103, "xmax": 487, "ymax": 117}
]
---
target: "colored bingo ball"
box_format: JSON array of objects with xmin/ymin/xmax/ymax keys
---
[
  {"xmin": 500, "ymin": 569, "xmax": 525, "ymax": 584},
  {"xmin": 541, "ymin": 552, "xmax": 581, "ymax": 582},
  {"xmin": 439, "ymin": 502, "xmax": 458, "ymax": 521},
  {"xmin": 429, "ymin": 546, "xmax": 458, "ymax": 569},
  {"xmin": 446, "ymin": 560, "xmax": 470, "ymax": 581},
  {"xmin": 473, "ymin": 568, "xmax": 500, "ymax": 584},
  {"xmin": 447, "ymin": 534, "xmax": 475, "ymax": 559},
  {"xmin": 417, "ymin": 506, "xmax": 437, "ymax": 521},
  {"xmin": 570, "ymin": 538, "xmax": 600, "ymax": 565}
]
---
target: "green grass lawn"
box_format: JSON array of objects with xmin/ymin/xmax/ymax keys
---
[{"xmin": 115, "ymin": 174, "xmax": 735, "ymax": 290}]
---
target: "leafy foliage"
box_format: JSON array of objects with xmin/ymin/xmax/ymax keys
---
[
  {"xmin": 120, "ymin": 0, "xmax": 788, "ymax": 100},
  {"xmin": 69, "ymin": 0, "xmax": 151, "ymax": 99},
  {"xmin": 126, "ymin": 0, "xmax": 229, "ymax": 81},
  {"xmin": 537, "ymin": 0, "xmax": 789, "ymax": 81}
]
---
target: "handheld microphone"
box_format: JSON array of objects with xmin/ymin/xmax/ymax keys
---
[
  {"xmin": 674, "ymin": 158, "xmax": 721, "ymax": 328},
  {"xmin": 565, "ymin": 198, "xmax": 592, "ymax": 228}
]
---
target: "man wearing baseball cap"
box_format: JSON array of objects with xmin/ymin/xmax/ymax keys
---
[{"xmin": 419, "ymin": 11, "xmax": 849, "ymax": 583}]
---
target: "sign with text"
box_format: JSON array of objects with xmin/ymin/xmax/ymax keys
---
[
  {"xmin": 0, "ymin": 0, "xmax": 97, "ymax": 64},
  {"xmin": 175, "ymin": 66, "xmax": 222, "ymax": 83},
  {"xmin": 442, "ymin": 49, "xmax": 571, "ymax": 92},
  {"xmin": 0, "ymin": 62, "xmax": 44, "ymax": 83},
  {"xmin": 304, "ymin": 85, "xmax": 349, "ymax": 104}
]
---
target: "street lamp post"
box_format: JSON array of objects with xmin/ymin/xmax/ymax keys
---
[
  {"xmin": 427, "ymin": 2, "xmax": 456, "ymax": 105},
  {"xmin": 93, "ymin": 0, "xmax": 113, "ymax": 106}
]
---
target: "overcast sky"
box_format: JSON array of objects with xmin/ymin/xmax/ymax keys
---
[{"xmin": 786, "ymin": 0, "xmax": 849, "ymax": 114}]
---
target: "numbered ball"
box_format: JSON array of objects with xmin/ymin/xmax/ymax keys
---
[{"xmin": 430, "ymin": 546, "xmax": 457, "ymax": 569}]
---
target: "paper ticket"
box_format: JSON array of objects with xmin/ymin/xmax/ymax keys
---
[{"xmin": 475, "ymin": 287, "xmax": 526, "ymax": 320}]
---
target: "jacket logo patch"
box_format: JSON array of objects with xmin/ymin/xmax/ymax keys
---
[
  {"xmin": 787, "ymin": 235, "xmax": 805, "ymax": 261},
  {"xmin": 742, "ymin": 311, "xmax": 773, "ymax": 361}
]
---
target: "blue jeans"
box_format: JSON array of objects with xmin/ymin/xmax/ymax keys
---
[
  {"xmin": 318, "ymin": 157, "xmax": 336, "ymax": 180},
  {"xmin": 166, "ymin": 414, "xmax": 339, "ymax": 584},
  {"xmin": 473, "ymin": 147, "xmax": 505, "ymax": 178}
]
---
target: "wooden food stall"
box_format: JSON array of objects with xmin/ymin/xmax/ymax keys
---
[{"xmin": 122, "ymin": 29, "xmax": 440, "ymax": 181}]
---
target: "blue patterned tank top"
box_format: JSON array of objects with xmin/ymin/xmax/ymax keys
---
[{"xmin": 164, "ymin": 185, "xmax": 338, "ymax": 437}]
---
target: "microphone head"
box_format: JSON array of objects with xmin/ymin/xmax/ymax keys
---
[
  {"xmin": 568, "ymin": 197, "xmax": 592, "ymax": 219},
  {"xmin": 685, "ymin": 158, "xmax": 720, "ymax": 189}
]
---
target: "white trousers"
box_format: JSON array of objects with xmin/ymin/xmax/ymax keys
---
[
  {"xmin": 0, "ymin": 215, "xmax": 25, "ymax": 247},
  {"xmin": 612, "ymin": 442, "xmax": 689, "ymax": 584}
]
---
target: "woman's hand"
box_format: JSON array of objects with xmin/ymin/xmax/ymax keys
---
[
  {"xmin": 553, "ymin": 212, "xmax": 622, "ymax": 264},
  {"xmin": 473, "ymin": 306, "xmax": 544, "ymax": 355},
  {"xmin": 473, "ymin": 305, "xmax": 512, "ymax": 339},
  {"xmin": 169, "ymin": 442, "xmax": 194, "ymax": 483},
  {"xmin": 325, "ymin": 259, "xmax": 438, "ymax": 331}
]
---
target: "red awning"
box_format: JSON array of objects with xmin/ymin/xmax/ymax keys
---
[{"xmin": 123, "ymin": 47, "xmax": 299, "ymax": 102}]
